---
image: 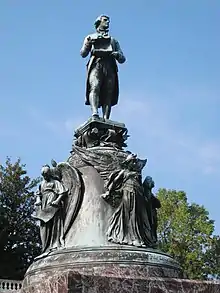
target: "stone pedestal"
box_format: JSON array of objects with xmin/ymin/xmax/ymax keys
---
[
  {"xmin": 22, "ymin": 263, "xmax": 220, "ymax": 293},
  {"xmin": 22, "ymin": 246, "xmax": 185, "ymax": 292},
  {"xmin": 74, "ymin": 118, "xmax": 128, "ymax": 149},
  {"xmin": 22, "ymin": 118, "xmax": 220, "ymax": 293}
]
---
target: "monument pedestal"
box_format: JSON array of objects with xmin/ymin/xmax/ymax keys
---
[
  {"xmin": 22, "ymin": 249, "xmax": 219, "ymax": 293},
  {"xmin": 74, "ymin": 117, "xmax": 128, "ymax": 149},
  {"xmin": 22, "ymin": 119, "xmax": 220, "ymax": 292},
  {"xmin": 22, "ymin": 246, "xmax": 184, "ymax": 292},
  {"xmin": 22, "ymin": 277, "xmax": 220, "ymax": 293}
]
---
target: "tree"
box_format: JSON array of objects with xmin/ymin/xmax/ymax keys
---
[
  {"xmin": 0, "ymin": 158, "xmax": 41, "ymax": 280},
  {"xmin": 204, "ymin": 235, "xmax": 220, "ymax": 280},
  {"xmin": 156, "ymin": 188, "xmax": 219, "ymax": 280}
]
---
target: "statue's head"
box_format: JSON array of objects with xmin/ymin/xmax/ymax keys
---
[
  {"xmin": 94, "ymin": 15, "xmax": 110, "ymax": 32},
  {"xmin": 122, "ymin": 153, "xmax": 138, "ymax": 170},
  {"xmin": 143, "ymin": 176, "xmax": 155, "ymax": 189},
  {"xmin": 41, "ymin": 165, "xmax": 51, "ymax": 181}
]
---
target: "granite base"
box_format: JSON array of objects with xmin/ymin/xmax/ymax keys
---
[
  {"xmin": 21, "ymin": 246, "xmax": 220, "ymax": 292},
  {"xmin": 21, "ymin": 246, "xmax": 186, "ymax": 292},
  {"xmin": 21, "ymin": 271, "xmax": 220, "ymax": 293}
]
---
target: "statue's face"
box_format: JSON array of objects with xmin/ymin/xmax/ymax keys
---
[
  {"xmin": 127, "ymin": 158, "xmax": 137, "ymax": 171},
  {"xmin": 145, "ymin": 177, "xmax": 155, "ymax": 189},
  {"xmin": 99, "ymin": 16, "xmax": 110, "ymax": 30},
  {"xmin": 42, "ymin": 167, "xmax": 51, "ymax": 181}
]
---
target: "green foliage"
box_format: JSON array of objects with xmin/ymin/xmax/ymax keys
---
[
  {"xmin": 203, "ymin": 235, "xmax": 220, "ymax": 280},
  {"xmin": 157, "ymin": 188, "xmax": 219, "ymax": 280},
  {"xmin": 0, "ymin": 158, "xmax": 41, "ymax": 280}
]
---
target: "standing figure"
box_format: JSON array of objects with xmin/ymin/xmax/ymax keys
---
[
  {"xmin": 33, "ymin": 165, "xmax": 68, "ymax": 254},
  {"xmin": 80, "ymin": 15, "xmax": 126, "ymax": 119},
  {"xmin": 101, "ymin": 154, "xmax": 154, "ymax": 247},
  {"xmin": 143, "ymin": 176, "xmax": 161, "ymax": 243}
]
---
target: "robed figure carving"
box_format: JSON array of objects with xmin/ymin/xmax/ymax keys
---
[
  {"xmin": 33, "ymin": 161, "xmax": 82, "ymax": 256},
  {"xmin": 101, "ymin": 154, "xmax": 155, "ymax": 247},
  {"xmin": 80, "ymin": 15, "xmax": 126, "ymax": 119},
  {"xmin": 143, "ymin": 176, "xmax": 161, "ymax": 243}
]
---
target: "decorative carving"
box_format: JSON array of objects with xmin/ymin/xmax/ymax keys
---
[
  {"xmin": 143, "ymin": 176, "xmax": 161, "ymax": 243},
  {"xmin": 33, "ymin": 161, "xmax": 83, "ymax": 257},
  {"xmin": 68, "ymin": 142, "xmax": 161, "ymax": 250},
  {"xmin": 71, "ymin": 146, "xmax": 131, "ymax": 184},
  {"xmin": 80, "ymin": 15, "xmax": 126, "ymax": 119},
  {"xmin": 100, "ymin": 153, "xmax": 155, "ymax": 247},
  {"xmin": 74, "ymin": 117, "xmax": 129, "ymax": 149}
]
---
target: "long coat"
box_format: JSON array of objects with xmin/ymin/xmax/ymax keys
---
[{"xmin": 80, "ymin": 33, "xmax": 126, "ymax": 107}]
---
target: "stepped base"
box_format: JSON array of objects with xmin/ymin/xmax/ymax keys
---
[
  {"xmin": 22, "ymin": 274, "xmax": 220, "ymax": 293},
  {"xmin": 21, "ymin": 246, "xmax": 187, "ymax": 292},
  {"xmin": 21, "ymin": 246, "xmax": 219, "ymax": 292}
]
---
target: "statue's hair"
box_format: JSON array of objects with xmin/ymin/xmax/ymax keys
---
[
  {"xmin": 144, "ymin": 176, "xmax": 153, "ymax": 182},
  {"xmin": 143, "ymin": 176, "xmax": 154, "ymax": 188},
  {"xmin": 42, "ymin": 164, "xmax": 50, "ymax": 168},
  {"xmin": 41, "ymin": 165, "xmax": 50, "ymax": 176},
  {"xmin": 121, "ymin": 153, "xmax": 137, "ymax": 166},
  {"xmin": 94, "ymin": 14, "xmax": 110, "ymax": 29}
]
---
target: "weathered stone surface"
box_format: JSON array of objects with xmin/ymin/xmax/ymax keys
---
[
  {"xmin": 22, "ymin": 246, "xmax": 185, "ymax": 292},
  {"xmin": 22, "ymin": 267, "xmax": 220, "ymax": 293},
  {"xmin": 25, "ymin": 246, "xmax": 182, "ymax": 276},
  {"xmin": 64, "ymin": 166, "xmax": 112, "ymax": 247}
]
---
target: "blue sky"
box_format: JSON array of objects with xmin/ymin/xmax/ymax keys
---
[{"xmin": 0, "ymin": 1, "xmax": 220, "ymax": 234}]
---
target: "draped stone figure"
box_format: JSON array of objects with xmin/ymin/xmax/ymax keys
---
[
  {"xmin": 34, "ymin": 165, "xmax": 68, "ymax": 254},
  {"xmin": 143, "ymin": 176, "xmax": 161, "ymax": 243},
  {"xmin": 33, "ymin": 161, "xmax": 83, "ymax": 256},
  {"xmin": 101, "ymin": 153, "xmax": 155, "ymax": 247},
  {"xmin": 80, "ymin": 15, "xmax": 126, "ymax": 119}
]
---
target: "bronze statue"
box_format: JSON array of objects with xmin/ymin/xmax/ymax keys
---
[
  {"xmin": 33, "ymin": 161, "xmax": 83, "ymax": 257},
  {"xmin": 143, "ymin": 176, "xmax": 161, "ymax": 243},
  {"xmin": 101, "ymin": 153, "xmax": 154, "ymax": 247},
  {"xmin": 33, "ymin": 165, "xmax": 68, "ymax": 254},
  {"xmin": 80, "ymin": 15, "xmax": 126, "ymax": 120}
]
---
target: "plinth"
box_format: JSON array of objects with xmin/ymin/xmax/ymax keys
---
[
  {"xmin": 22, "ymin": 119, "xmax": 190, "ymax": 293},
  {"xmin": 22, "ymin": 246, "xmax": 219, "ymax": 293}
]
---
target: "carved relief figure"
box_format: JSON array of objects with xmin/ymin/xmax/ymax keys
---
[
  {"xmin": 34, "ymin": 165, "xmax": 68, "ymax": 254},
  {"xmin": 80, "ymin": 15, "xmax": 126, "ymax": 119},
  {"xmin": 33, "ymin": 161, "xmax": 83, "ymax": 256},
  {"xmin": 101, "ymin": 154, "xmax": 154, "ymax": 247},
  {"xmin": 143, "ymin": 176, "xmax": 161, "ymax": 243}
]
